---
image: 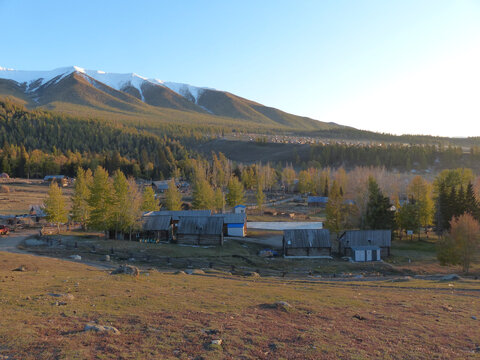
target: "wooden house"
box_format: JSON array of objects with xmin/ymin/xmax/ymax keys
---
[
  {"xmin": 283, "ymin": 229, "xmax": 331, "ymax": 257},
  {"xmin": 214, "ymin": 213, "xmax": 247, "ymax": 237},
  {"xmin": 144, "ymin": 210, "xmax": 212, "ymax": 231},
  {"xmin": 307, "ymin": 196, "xmax": 328, "ymax": 207},
  {"xmin": 176, "ymin": 216, "xmax": 224, "ymax": 246},
  {"xmin": 141, "ymin": 215, "xmax": 173, "ymax": 242},
  {"xmin": 233, "ymin": 205, "xmax": 246, "ymax": 214},
  {"xmin": 339, "ymin": 230, "xmax": 391, "ymax": 260}
]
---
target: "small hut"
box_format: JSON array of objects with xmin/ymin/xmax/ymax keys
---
[
  {"xmin": 283, "ymin": 229, "xmax": 331, "ymax": 257},
  {"xmin": 214, "ymin": 213, "xmax": 247, "ymax": 237},
  {"xmin": 176, "ymin": 216, "xmax": 224, "ymax": 246},
  {"xmin": 141, "ymin": 215, "xmax": 173, "ymax": 242},
  {"xmin": 339, "ymin": 230, "xmax": 391, "ymax": 260}
]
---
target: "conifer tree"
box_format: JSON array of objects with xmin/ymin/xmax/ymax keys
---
[
  {"xmin": 226, "ymin": 176, "xmax": 245, "ymax": 207},
  {"xmin": 141, "ymin": 186, "xmax": 160, "ymax": 212},
  {"xmin": 365, "ymin": 177, "xmax": 394, "ymax": 230},
  {"xmin": 88, "ymin": 166, "xmax": 112, "ymax": 232},
  {"xmin": 44, "ymin": 182, "xmax": 68, "ymax": 232},
  {"xmin": 71, "ymin": 167, "xmax": 93, "ymax": 230},
  {"xmin": 325, "ymin": 180, "xmax": 346, "ymax": 238},
  {"xmin": 165, "ymin": 179, "xmax": 182, "ymax": 211}
]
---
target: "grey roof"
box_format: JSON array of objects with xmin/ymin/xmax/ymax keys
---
[
  {"xmin": 144, "ymin": 210, "xmax": 212, "ymax": 221},
  {"xmin": 177, "ymin": 216, "xmax": 223, "ymax": 235},
  {"xmin": 142, "ymin": 215, "xmax": 172, "ymax": 231},
  {"xmin": 283, "ymin": 229, "xmax": 331, "ymax": 248},
  {"xmin": 43, "ymin": 175, "xmax": 66, "ymax": 181},
  {"xmin": 307, "ymin": 196, "xmax": 328, "ymax": 203},
  {"xmin": 340, "ymin": 230, "xmax": 391, "ymax": 247},
  {"xmin": 213, "ymin": 213, "xmax": 246, "ymax": 224}
]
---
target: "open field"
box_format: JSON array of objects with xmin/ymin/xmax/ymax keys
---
[
  {"xmin": 0, "ymin": 251, "xmax": 479, "ymax": 359},
  {"xmin": 0, "ymin": 179, "xmax": 73, "ymax": 215}
]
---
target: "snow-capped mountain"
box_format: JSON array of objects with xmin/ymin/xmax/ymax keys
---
[{"xmin": 0, "ymin": 66, "xmax": 338, "ymax": 131}]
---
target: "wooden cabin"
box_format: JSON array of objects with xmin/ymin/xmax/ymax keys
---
[
  {"xmin": 144, "ymin": 210, "xmax": 212, "ymax": 231},
  {"xmin": 339, "ymin": 230, "xmax": 391, "ymax": 260},
  {"xmin": 176, "ymin": 216, "xmax": 224, "ymax": 246},
  {"xmin": 141, "ymin": 215, "xmax": 173, "ymax": 242},
  {"xmin": 283, "ymin": 229, "xmax": 331, "ymax": 257}
]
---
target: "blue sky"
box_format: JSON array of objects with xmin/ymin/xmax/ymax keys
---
[{"xmin": 2, "ymin": 0, "xmax": 480, "ymax": 137}]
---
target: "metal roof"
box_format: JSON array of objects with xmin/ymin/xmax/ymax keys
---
[
  {"xmin": 144, "ymin": 210, "xmax": 212, "ymax": 221},
  {"xmin": 213, "ymin": 213, "xmax": 246, "ymax": 224},
  {"xmin": 283, "ymin": 229, "xmax": 331, "ymax": 248},
  {"xmin": 307, "ymin": 196, "xmax": 328, "ymax": 203},
  {"xmin": 340, "ymin": 230, "xmax": 391, "ymax": 247},
  {"xmin": 351, "ymin": 246, "xmax": 381, "ymax": 251},
  {"xmin": 177, "ymin": 216, "xmax": 224, "ymax": 235},
  {"xmin": 142, "ymin": 215, "xmax": 172, "ymax": 231}
]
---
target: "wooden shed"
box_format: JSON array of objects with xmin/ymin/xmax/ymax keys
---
[
  {"xmin": 176, "ymin": 216, "xmax": 224, "ymax": 246},
  {"xmin": 339, "ymin": 230, "xmax": 391, "ymax": 259},
  {"xmin": 144, "ymin": 210, "xmax": 212, "ymax": 231},
  {"xmin": 141, "ymin": 215, "xmax": 173, "ymax": 242},
  {"xmin": 283, "ymin": 229, "xmax": 331, "ymax": 257}
]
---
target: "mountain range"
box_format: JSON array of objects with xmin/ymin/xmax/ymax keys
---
[{"xmin": 0, "ymin": 66, "xmax": 343, "ymax": 132}]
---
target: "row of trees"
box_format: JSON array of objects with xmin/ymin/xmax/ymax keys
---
[{"xmin": 45, "ymin": 167, "xmax": 159, "ymax": 238}]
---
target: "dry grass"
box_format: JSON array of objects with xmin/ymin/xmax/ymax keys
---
[
  {"xmin": 0, "ymin": 179, "xmax": 73, "ymax": 215},
  {"xmin": 0, "ymin": 252, "xmax": 479, "ymax": 359}
]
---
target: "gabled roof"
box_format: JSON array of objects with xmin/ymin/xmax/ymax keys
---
[
  {"xmin": 177, "ymin": 216, "xmax": 223, "ymax": 235},
  {"xmin": 234, "ymin": 204, "xmax": 246, "ymax": 208},
  {"xmin": 283, "ymin": 229, "xmax": 331, "ymax": 248},
  {"xmin": 142, "ymin": 215, "xmax": 172, "ymax": 231},
  {"xmin": 340, "ymin": 230, "xmax": 391, "ymax": 247},
  {"xmin": 213, "ymin": 213, "xmax": 246, "ymax": 224},
  {"xmin": 144, "ymin": 210, "xmax": 212, "ymax": 221}
]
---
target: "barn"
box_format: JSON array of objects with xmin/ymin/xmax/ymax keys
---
[
  {"xmin": 214, "ymin": 213, "xmax": 247, "ymax": 237},
  {"xmin": 141, "ymin": 215, "xmax": 173, "ymax": 242},
  {"xmin": 339, "ymin": 230, "xmax": 391, "ymax": 260},
  {"xmin": 283, "ymin": 229, "xmax": 331, "ymax": 257},
  {"xmin": 176, "ymin": 216, "xmax": 224, "ymax": 246},
  {"xmin": 144, "ymin": 210, "xmax": 212, "ymax": 231}
]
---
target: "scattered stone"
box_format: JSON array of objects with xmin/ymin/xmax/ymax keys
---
[
  {"xmin": 442, "ymin": 304, "xmax": 453, "ymax": 312},
  {"xmin": 262, "ymin": 301, "xmax": 293, "ymax": 312},
  {"xmin": 47, "ymin": 293, "xmax": 75, "ymax": 300},
  {"xmin": 353, "ymin": 314, "xmax": 367, "ymax": 321},
  {"xmin": 12, "ymin": 265, "xmax": 27, "ymax": 272},
  {"xmin": 211, "ymin": 339, "xmax": 222, "ymax": 346},
  {"xmin": 54, "ymin": 301, "xmax": 67, "ymax": 306},
  {"xmin": 185, "ymin": 269, "xmax": 205, "ymax": 275},
  {"xmin": 103, "ymin": 255, "xmax": 110, "ymax": 262},
  {"xmin": 69, "ymin": 255, "xmax": 82, "ymax": 261},
  {"xmin": 110, "ymin": 265, "xmax": 139, "ymax": 276},
  {"xmin": 441, "ymin": 274, "xmax": 461, "ymax": 281},
  {"xmin": 244, "ymin": 271, "xmax": 260, "ymax": 278},
  {"xmin": 84, "ymin": 323, "xmax": 120, "ymax": 335}
]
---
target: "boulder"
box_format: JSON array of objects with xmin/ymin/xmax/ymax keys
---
[
  {"xmin": 84, "ymin": 323, "xmax": 120, "ymax": 335},
  {"xmin": 69, "ymin": 255, "xmax": 82, "ymax": 261},
  {"xmin": 110, "ymin": 265, "xmax": 139, "ymax": 276},
  {"xmin": 174, "ymin": 270, "xmax": 186, "ymax": 275},
  {"xmin": 12, "ymin": 265, "xmax": 27, "ymax": 272},
  {"xmin": 103, "ymin": 255, "xmax": 110, "ymax": 262},
  {"xmin": 244, "ymin": 271, "xmax": 260, "ymax": 278},
  {"xmin": 441, "ymin": 274, "xmax": 461, "ymax": 281},
  {"xmin": 185, "ymin": 269, "xmax": 205, "ymax": 275}
]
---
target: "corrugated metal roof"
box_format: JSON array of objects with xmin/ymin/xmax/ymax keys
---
[
  {"xmin": 144, "ymin": 210, "xmax": 212, "ymax": 221},
  {"xmin": 307, "ymin": 196, "xmax": 328, "ymax": 203},
  {"xmin": 213, "ymin": 213, "xmax": 246, "ymax": 224},
  {"xmin": 177, "ymin": 216, "xmax": 223, "ymax": 235},
  {"xmin": 283, "ymin": 229, "xmax": 331, "ymax": 248},
  {"xmin": 340, "ymin": 230, "xmax": 391, "ymax": 247},
  {"xmin": 142, "ymin": 215, "xmax": 172, "ymax": 231}
]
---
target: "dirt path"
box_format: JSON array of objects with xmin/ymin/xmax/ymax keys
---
[{"xmin": 0, "ymin": 230, "xmax": 115, "ymax": 270}]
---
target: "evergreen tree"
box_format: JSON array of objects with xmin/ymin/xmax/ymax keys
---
[
  {"xmin": 365, "ymin": 177, "xmax": 394, "ymax": 230},
  {"xmin": 226, "ymin": 176, "xmax": 245, "ymax": 207},
  {"xmin": 165, "ymin": 179, "xmax": 182, "ymax": 210},
  {"xmin": 44, "ymin": 182, "xmax": 68, "ymax": 232},
  {"xmin": 465, "ymin": 182, "xmax": 479, "ymax": 219},
  {"xmin": 88, "ymin": 166, "xmax": 112, "ymax": 232},
  {"xmin": 396, "ymin": 201, "xmax": 420, "ymax": 239},
  {"xmin": 325, "ymin": 180, "xmax": 346, "ymax": 238},
  {"xmin": 71, "ymin": 167, "xmax": 93, "ymax": 230},
  {"xmin": 141, "ymin": 186, "xmax": 160, "ymax": 212}
]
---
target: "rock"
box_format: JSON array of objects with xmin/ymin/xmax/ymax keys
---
[
  {"xmin": 12, "ymin": 265, "xmax": 27, "ymax": 272},
  {"xmin": 103, "ymin": 255, "xmax": 110, "ymax": 262},
  {"xmin": 185, "ymin": 269, "xmax": 205, "ymax": 275},
  {"xmin": 174, "ymin": 270, "xmax": 186, "ymax": 275},
  {"xmin": 47, "ymin": 293, "xmax": 75, "ymax": 300},
  {"xmin": 69, "ymin": 255, "xmax": 82, "ymax": 261},
  {"xmin": 472, "ymin": 316, "xmax": 477, "ymax": 320},
  {"xmin": 275, "ymin": 301, "xmax": 292, "ymax": 309},
  {"xmin": 110, "ymin": 265, "xmax": 139, "ymax": 276},
  {"xmin": 244, "ymin": 271, "xmax": 260, "ymax": 278},
  {"xmin": 441, "ymin": 274, "xmax": 461, "ymax": 281},
  {"xmin": 353, "ymin": 314, "xmax": 367, "ymax": 321},
  {"xmin": 269, "ymin": 343, "xmax": 278, "ymax": 351},
  {"xmin": 211, "ymin": 339, "xmax": 222, "ymax": 346},
  {"xmin": 84, "ymin": 323, "xmax": 120, "ymax": 335}
]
